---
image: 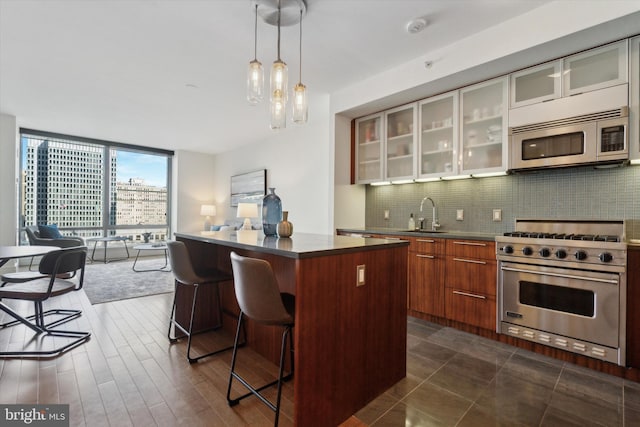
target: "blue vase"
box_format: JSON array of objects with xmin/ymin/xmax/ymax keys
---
[{"xmin": 262, "ymin": 188, "xmax": 282, "ymax": 236}]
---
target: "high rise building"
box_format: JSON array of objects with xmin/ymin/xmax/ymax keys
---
[
  {"xmin": 115, "ymin": 177, "xmax": 167, "ymax": 226},
  {"xmin": 23, "ymin": 137, "xmax": 115, "ymax": 232}
]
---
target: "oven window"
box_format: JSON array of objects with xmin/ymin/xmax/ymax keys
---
[
  {"xmin": 519, "ymin": 281, "xmax": 594, "ymax": 317},
  {"xmin": 521, "ymin": 132, "xmax": 584, "ymax": 160}
]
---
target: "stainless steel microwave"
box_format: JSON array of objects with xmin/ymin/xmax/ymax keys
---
[{"xmin": 509, "ymin": 107, "xmax": 628, "ymax": 171}]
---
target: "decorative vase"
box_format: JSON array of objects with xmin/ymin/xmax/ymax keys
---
[
  {"xmin": 262, "ymin": 187, "xmax": 282, "ymax": 236},
  {"xmin": 277, "ymin": 211, "xmax": 293, "ymax": 238}
]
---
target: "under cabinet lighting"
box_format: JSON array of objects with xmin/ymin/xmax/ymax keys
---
[
  {"xmin": 441, "ymin": 174, "xmax": 472, "ymax": 181},
  {"xmin": 370, "ymin": 181, "xmax": 391, "ymax": 186},
  {"xmin": 630, "ymin": 159, "xmax": 640, "ymax": 165},
  {"xmin": 415, "ymin": 177, "xmax": 441, "ymax": 183},
  {"xmin": 391, "ymin": 179, "xmax": 414, "ymax": 185},
  {"xmin": 472, "ymin": 171, "xmax": 508, "ymax": 178}
]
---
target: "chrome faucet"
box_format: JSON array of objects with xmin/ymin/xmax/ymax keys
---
[{"xmin": 419, "ymin": 196, "xmax": 440, "ymax": 231}]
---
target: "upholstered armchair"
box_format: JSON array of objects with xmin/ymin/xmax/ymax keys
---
[{"xmin": 24, "ymin": 225, "xmax": 84, "ymax": 248}]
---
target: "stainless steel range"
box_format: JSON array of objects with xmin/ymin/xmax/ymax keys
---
[{"xmin": 496, "ymin": 219, "xmax": 627, "ymax": 365}]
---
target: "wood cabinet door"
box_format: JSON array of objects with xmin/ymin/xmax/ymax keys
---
[
  {"xmin": 445, "ymin": 288, "xmax": 496, "ymax": 330},
  {"xmin": 445, "ymin": 257, "xmax": 497, "ymax": 296},
  {"xmin": 408, "ymin": 251, "xmax": 445, "ymax": 317}
]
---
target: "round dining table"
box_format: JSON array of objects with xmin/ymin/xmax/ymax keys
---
[{"xmin": 0, "ymin": 245, "xmax": 60, "ymax": 268}]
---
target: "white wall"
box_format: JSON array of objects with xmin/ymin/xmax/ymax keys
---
[
  {"xmin": 211, "ymin": 94, "xmax": 331, "ymax": 235},
  {"xmin": 172, "ymin": 149, "xmax": 217, "ymax": 234},
  {"xmin": 0, "ymin": 113, "xmax": 18, "ymax": 245}
]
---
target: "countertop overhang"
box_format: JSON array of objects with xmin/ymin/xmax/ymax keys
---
[
  {"xmin": 174, "ymin": 231, "xmax": 409, "ymax": 259},
  {"xmin": 336, "ymin": 227, "xmax": 497, "ymax": 241}
]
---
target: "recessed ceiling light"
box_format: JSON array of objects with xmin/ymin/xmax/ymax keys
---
[{"xmin": 406, "ymin": 18, "xmax": 427, "ymax": 34}]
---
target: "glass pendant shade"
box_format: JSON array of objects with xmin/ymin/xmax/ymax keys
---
[
  {"xmin": 247, "ymin": 59, "xmax": 264, "ymax": 105},
  {"xmin": 270, "ymin": 89, "xmax": 286, "ymax": 129},
  {"xmin": 292, "ymin": 82, "xmax": 308, "ymax": 123},
  {"xmin": 270, "ymin": 59, "xmax": 288, "ymax": 102},
  {"xmin": 270, "ymin": 59, "xmax": 288, "ymax": 129}
]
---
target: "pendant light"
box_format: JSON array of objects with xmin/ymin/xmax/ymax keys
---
[
  {"xmin": 246, "ymin": 3, "xmax": 263, "ymax": 105},
  {"xmin": 270, "ymin": 0, "xmax": 288, "ymax": 129},
  {"xmin": 292, "ymin": 7, "xmax": 308, "ymax": 124}
]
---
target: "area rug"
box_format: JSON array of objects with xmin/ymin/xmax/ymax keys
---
[{"xmin": 82, "ymin": 257, "xmax": 174, "ymax": 304}]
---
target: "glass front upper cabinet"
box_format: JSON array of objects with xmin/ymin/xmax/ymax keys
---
[
  {"xmin": 563, "ymin": 40, "xmax": 628, "ymax": 96},
  {"xmin": 354, "ymin": 113, "xmax": 384, "ymax": 184},
  {"xmin": 418, "ymin": 91, "xmax": 458, "ymax": 179},
  {"xmin": 385, "ymin": 103, "xmax": 417, "ymax": 182},
  {"xmin": 510, "ymin": 61, "xmax": 561, "ymax": 108},
  {"xmin": 630, "ymin": 36, "xmax": 640, "ymax": 163},
  {"xmin": 459, "ymin": 77, "xmax": 508, "ymax": 174}
]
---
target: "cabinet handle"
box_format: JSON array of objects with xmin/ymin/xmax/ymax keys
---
[
  {"xmin": 416, "ymin": 254, "xmax": 435, "ymax": 259},
  {"xmin": 453, "ymin": 257, "xmax": 487, "ymax": 265},
  {"xmin": 452, "ymin": 290, "xmax": 486, "ymax": 300},
  {"xmin": 416, "ymin": 239, "xmax": 435, "ymax": 243},
  {"xmin": 453, "ymin": 241, "xmax": 487, "ymax": 247}
]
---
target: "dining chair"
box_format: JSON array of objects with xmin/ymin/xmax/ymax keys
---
[
  {"xmin": 227, "ymin": 251, "xmax": 295, "ymax": 427},
  {"xmin": 0, "ymin": 246, "xmax": 91, "ymax": 357}
]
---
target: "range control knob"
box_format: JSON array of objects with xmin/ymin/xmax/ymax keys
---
[
  {"xmin": 539, "ymin": 248, "xmax": 551, "ymax": 257},
  {"xmin": 502, "ymin": 245, "xmax": 514, "ymax": 254},
  {"xmin": 555, "ymin": 249, "xmax": 568, "ymax": 259},
  {"xmin": 574, "ymin": 250, "xmax": 588, "ymax": 261},
  {"xmin": 522, "ymin": 247, "xmax": 533, "ymax": 256},
  {"xmin": 599, "ymin": 252, "xmax": 613, "ymax": 263}
]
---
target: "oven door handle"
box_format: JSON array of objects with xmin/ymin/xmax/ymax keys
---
[{"xmin": 500, "ymin": 266, "xmax": 619, "ymax": 284}]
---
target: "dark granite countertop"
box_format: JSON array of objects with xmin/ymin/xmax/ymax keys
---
[
  {"xmin": 174, "ymin": 230, "xmax": 409, "ymax": 259},
  {"xmin": 336, "ymin": 227, "xmax": 497, "ymax": 242}
]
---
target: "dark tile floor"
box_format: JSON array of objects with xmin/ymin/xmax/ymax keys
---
[{"xmin": 355, "ymin": 317, "xmax": 640, "ymax": 426}]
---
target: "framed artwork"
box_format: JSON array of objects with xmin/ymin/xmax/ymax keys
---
[{"xmin": 230, "ymin": 169, "xmax": 266, "ymax": 207}]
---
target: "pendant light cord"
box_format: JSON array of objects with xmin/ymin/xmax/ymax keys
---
[
  {"xmin": 277, "ymin": 0, "xmax": 281, "ymax": 60},
  {"xmin": 253, "ymin": 3, "xmax": 258, "ymax": 61},
  {"xmin": 298, "ymin": 7, "xmax": 302, "ymax": 83}
]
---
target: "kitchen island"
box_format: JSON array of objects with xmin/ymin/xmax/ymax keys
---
[{"xmin": 173, "ymin": 231, "xmax": 409, "ymax": 426}]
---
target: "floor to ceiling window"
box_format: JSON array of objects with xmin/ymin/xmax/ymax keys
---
[{"xmin": 20, "ymin": 129, "xmax": 173, "ymax": 243}]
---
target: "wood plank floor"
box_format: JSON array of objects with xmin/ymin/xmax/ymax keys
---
[{"xmin": 0, "ymin": 289, "xmax": 307, "ymax": 426}]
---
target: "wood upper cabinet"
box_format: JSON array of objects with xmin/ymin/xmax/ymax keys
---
[
  {"xmin": 444, "ymin": 239, "xmax": 497, "ymax": 330},
  {"xmin": 408, "ymin": 237, "xmax": 445, "ymax": 317}
]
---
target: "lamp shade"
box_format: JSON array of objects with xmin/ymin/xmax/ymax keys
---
[
  {"xmin": 236, "ymin": 203, "xmax": 258, "ymax": 218},
  {"xmin": 200, "ymin": 204, "xmax": 217, "ymax": 217}
]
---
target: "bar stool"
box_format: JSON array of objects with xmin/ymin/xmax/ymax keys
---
[
  {"xmin": 227, "ymin": 252, "xmax": 295, "ymax": 427},
  {"xmin": 166, "ymin": 241, "xmax": 239, "ymax": 363}
]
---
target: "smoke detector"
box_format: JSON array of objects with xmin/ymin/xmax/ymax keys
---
[{"xmin": 406, "ymin": 18, "xmax": 427, "ymax": 34}]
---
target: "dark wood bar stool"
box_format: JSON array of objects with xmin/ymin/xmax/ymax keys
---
[
  {"xmin": 166, "ymin": 241, "xmax": 239, "ymax": 363},
  {"xmin": 227, "ymin": 251, "xmax": 295, "ymax": 427}
]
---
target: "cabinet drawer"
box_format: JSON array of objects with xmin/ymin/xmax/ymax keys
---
[
  {"xmin": 446, "ymin": 239, "xmax": 495, "ymax": 260},
  {"xmin": 410, "ymin": 237, "xmax": 444, "ymax": 254},
  {"xmin": 445, "ymin": 257, "xmax": 497, "ymax": 295},
  {"xmin": 445, "ymin": 288, "xmax": 496, "ymax": 330}
]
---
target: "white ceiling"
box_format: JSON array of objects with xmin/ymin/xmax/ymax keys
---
[{"xmin": 0, "ymin": 0, "xmax": 584, "ymax": 155}]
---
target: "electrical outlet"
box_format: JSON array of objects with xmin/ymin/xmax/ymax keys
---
[
  {"xmin": 384, "ymin": 210, "xmax": 390, "ymax": 220},
  {"xmin": 357, "ymin": 265, "xmax": 365, "ymax": 287},
  {"xmin": 456, "ymin": 209, "xmax": 464, "ymax": 221},
  {"xmin": 493, "ymin": 209, "xmax": 502, "ymax": 222}
]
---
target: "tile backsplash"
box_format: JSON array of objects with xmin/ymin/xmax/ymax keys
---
[{"xmin": 365, "ymin": 164, "xmax": 640, "ymax": 239}]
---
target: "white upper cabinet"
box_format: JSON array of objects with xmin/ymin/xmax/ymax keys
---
[
  {"xmin": 460, "ymin": 77, "xmax": 508, "ymax": 175},
  {"xmin": 418, "ymin": 91, "xmax": 459, "ymax": 179},
  {"xmin": 510, "ymin": 40, "xmax": 628, "ymax": 111},
  {"xmin": 510, "ymin": 61, "xmax": 561, "ymax": 108},
  {"xmin": 385, "ymin": 103, "xmax": 417, "ymax": 182},
  {"xmin": 354, "ymin": 113, "xmax": 384, "ymax": 184},
  {"xmin": 563, "ymin": 40, "xmax": 628, "ymax": 96},
  {"xmin": 630, "ymin": 36, "xmax": 640, "ymax": 163}
]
